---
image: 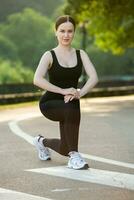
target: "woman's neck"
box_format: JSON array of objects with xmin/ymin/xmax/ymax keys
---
[{"xmin": 56, "ymin": 44, "xmax": 73, "ymax": 52}]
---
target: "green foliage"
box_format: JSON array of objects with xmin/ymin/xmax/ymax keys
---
[
  {"xmin": 0, "ymin": 1, "xmax": 66, "ymax": 84},
  {"xmin": 0, "ymin": 1, "xmax": 133, "ymax": 83},
  {"xmin": 1, "ymin": 8, "xmax": 55, "ymax": 68},
  {"xmin": 0, "ymin": 59, "xmax": 34, "ymax": 84},
  {"xmin": 0, "ymin": 0, "xmax": 64, "ymax": 22},
  {"xmin": 71, "ymin": 29, "xmax": 82, "ymax": 48},
  {"xmin": 88, "ymin": 46, "xmax": 134, "ymax": 78},
  {"xmin": 53, "ymin": 1, "xmax": 68, "ymax": 18},
  {"xmin": 64, "ymin": 0, "xmax": 134, "ymax": 54},
  {"xmin": 0, "ymin": 34, "xmax": 18, "ymax": 60}
]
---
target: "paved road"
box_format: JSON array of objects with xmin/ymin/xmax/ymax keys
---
[{"xmin": 0, "ymin": 95, "xmax": 134, "ymax": 200}]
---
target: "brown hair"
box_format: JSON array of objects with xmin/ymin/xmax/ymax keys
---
[{"xmin": 55, "ymin": 15, "xmax": 76, "ymax": 30}]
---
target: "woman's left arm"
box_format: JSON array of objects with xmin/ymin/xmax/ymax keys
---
[
  {"xmin": 64, "ymin": 49, "xmax": 98, "ymax": 103},
  {"xmin": 79, "ymin": 49, "xmax": 98, "ymax": 98}
]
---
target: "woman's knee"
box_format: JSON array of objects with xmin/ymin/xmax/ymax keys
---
[{"xmin": 39, "ymin": 102, "xmax": 62, "ymax": 121}]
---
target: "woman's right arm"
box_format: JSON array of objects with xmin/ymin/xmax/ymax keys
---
[{"xmin": 33, "ymin": 51, "xmax": 78, "ymax": 96}]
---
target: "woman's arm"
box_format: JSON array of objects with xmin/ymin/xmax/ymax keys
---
[
  {"xmin": 64, "ymin": 50, "xmax": 98, "ymax": 103},
  {"xmin": 33, "ymin": 51, "xmax": 78, "ymax": 96},
  {"xmin": 79, "ymin": 49, "xmax": 98, "ymax": 97}
]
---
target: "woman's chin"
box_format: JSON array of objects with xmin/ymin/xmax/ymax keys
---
[{"xmin": 62, "ymin": 42, "xmax": 71, "ymax": 46}]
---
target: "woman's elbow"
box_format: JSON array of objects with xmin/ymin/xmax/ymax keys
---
[
  {"xmin": 33, "ymin": 75, "xmax": 39, "ymax": 86},
  {"xmin": 92, "ymin": 75, "xmax": 98, "ymax": 86}
]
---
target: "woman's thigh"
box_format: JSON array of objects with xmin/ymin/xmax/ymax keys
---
[{"xmin": 39, "ymin": 99, "xmax": 80, "ymax": 122}]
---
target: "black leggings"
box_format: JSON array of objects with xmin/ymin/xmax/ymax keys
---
[{"xmin": 39, "ymin": 98, "xmax": 81, "ymax": 156}]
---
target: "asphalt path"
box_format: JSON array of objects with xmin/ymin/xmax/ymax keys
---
[{"xmin": 0, "ymin": 95, "xmax": 134, "ymax": 200}]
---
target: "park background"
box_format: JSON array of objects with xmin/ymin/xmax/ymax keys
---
[{"xmin": 0, "ymin": 0, "xmax": 134, "ymax": 103}]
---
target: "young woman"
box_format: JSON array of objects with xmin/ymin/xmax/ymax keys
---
[{"xmin": 33, "ymin": 15, "xmax": 98, "ymax": 170}]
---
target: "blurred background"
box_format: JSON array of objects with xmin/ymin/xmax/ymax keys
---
[{"xmin": 0, "ymin": 0, "xmax": 134, "ymax": 104}]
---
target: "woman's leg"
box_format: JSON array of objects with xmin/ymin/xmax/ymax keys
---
[
  {"xmin": 61, "ymin": 104, "xmax": 80, "ymax": 153},
  {"xmin": 39, "ymin": 99, "xmax": 81, "ymax": 156}
]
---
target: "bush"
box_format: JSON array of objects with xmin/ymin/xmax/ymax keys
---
[
  {"xmin": 0, "ymin": 59, "xmax": 34, "ymax": 84},
  {"xmin": 0, "ymin": 34, "xmax": 18, "ymax": 60},
  {"xmin": 1, "ymin": 8, "xmax": 54, "ymax": 68},
  {"xmin": 87, "ymin": 46, "xmax": 134, "ymax": 78}
]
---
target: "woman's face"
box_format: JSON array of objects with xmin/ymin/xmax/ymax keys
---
[{"xmin": 55, "ymin": 22, "xmax": 75, "ymax": 46}]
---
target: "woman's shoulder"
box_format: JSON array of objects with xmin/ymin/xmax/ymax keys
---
[
  {"xmin": 76, "ymin": 49, "xmax": 88, "ymax": 60},
  {"xmin": 39, "ymin": 50, "xmax": 53, "ymax": 69},
  {"xmin": 42, "ymin": 50, "xmax": 52, "ymax": 57},
  {"xmin": 40, "ymin": 50, "xmax": 53, "ymax": 62},
  {"xmin": 78, "ymin": 49, "xmax": 87, "ymax": 55}
]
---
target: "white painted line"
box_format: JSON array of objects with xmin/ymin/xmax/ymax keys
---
[
  {"xmin": 81, "ymin": 153, "xmax": 134, "ymax": 169},
  {"xmin": 27, "ymin": 166, "xmax": 134, "ymax": 191},
  {"xmin": 0, "ymin": 187, "xmax": 53, "ymax": 200},
  {"xmin": 8, "ymin": 114, "xmax": 134, "ymax": 169},
  {"xmin": 9, "ymin": 120, "xmax": 34, "ymax": 145},
  {"xmin": 51, "ymin": 188, "xmax": 71, "ymax": 192},
  {"xmin": 8, "ymin": 113, "xmax": 41, "ymax": 145}
]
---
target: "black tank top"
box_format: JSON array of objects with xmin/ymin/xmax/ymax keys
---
[{"xmin": 42, "ymin": 49, "xmax": 82, "ymax": 102}]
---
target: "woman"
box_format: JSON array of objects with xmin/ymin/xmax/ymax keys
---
[{"xmin": 33, "ymin": 15, "xmax": 98, "ymax": 170}]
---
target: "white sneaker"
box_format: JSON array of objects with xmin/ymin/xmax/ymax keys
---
[
  {"xmin": 68, "ymin": 152, "xmax": 89, "ymax": 170},
  {"xmin": 33, "ymin": 135, "xmax": 51, "ymax": 161}
]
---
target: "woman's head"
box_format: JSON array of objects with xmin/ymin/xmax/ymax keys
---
[
  {"xmin": 55, "ymin": 15, "xmax": 76, "ymax": 46},
  {"xmin": 55, "ymin": 15, "xmax": 76, "ymax": 31}
]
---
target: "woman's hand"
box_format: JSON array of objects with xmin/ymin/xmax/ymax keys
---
[
  {"xmin": 64, "ymin": 94, "xmax": 75, "ymax": 103},
  {"xmin": 64, "ymin": 90, "xmax": 80, "ymax": 103},
  {"xmin": 62, "ymin": 87, "xmax": 79, "ymax": 96}
]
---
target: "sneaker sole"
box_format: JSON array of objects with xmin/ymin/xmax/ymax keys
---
[
  {"xmin": 68, "ymin": 163, "xmax": 89, "ymax": 170},
  {"xmin": 79, "ymin": 163, "xmax": 89, "ymax": 170},
  {"xmin": 39, "ymin": 156, "xmax": 51, "ymax": 161}
]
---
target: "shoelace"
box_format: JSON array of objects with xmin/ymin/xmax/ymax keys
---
[
  {"xmin": 71, "ymin": 153, "xmax": 85, "ymax": 165},
  {"xmin": 38, "ymin": 136, "xmax": 48, "ymax": 153},
  {"xmin": 38, "ymin": 141, "xmax": 50, "ymax": 156},
  {"xmin": 40, "ymin": 147, "xmax": 48, "ymax": 154}
]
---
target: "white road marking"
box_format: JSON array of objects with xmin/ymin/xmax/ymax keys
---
[
  {"xmin": 4, "ymin": 97, "xmax": 134, "ymax": 195},
  {"xmin": 8, "ymin": 115, "xmax": 134, "ymax": 169},
  {"xmin": 8, "ymin": 113, "xmax": 40, "ymax": 145},
  {"xmin": 8, "ymin": 112, "xmax": 134, "ymax": 191},
  {"xmin": 9, "ymin": 120, "xmax": 34, "ymax": 145},
  {"xmin": 0, "ymin": 187, "xmax": 53, "ymax": 200},
  {"xmin": 26, "ymin": 166, "xmax": 134, "ymax": 191},
  {"xmin": 81, "ymin": 153, "xmax": 134, "ymax": 169},
  {"xmin": 51, "ymin": 188, "xmax": 71, "ymax": 192}
]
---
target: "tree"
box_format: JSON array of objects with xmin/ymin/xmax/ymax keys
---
[
  {"xmin": 0, "ymin": 59, "xmax": 34, "ymax": 83},
  {"xmin": 0, "ymin": 0, "xmax": 64, "ymax": 22},
  {"xmin": 64, "ymin": 0, "xmax": 134, "ymax": 54},
  {"xmin": 1, "ymin": 8, "xmax": 55, "ymax": 68},
  {"xmin": 0, "ymin": 34, "xmax": 18, "ymax": 60},
  {"xmin": 88, "ymin": 47, "xmax": 134, "ymax": 77}
]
